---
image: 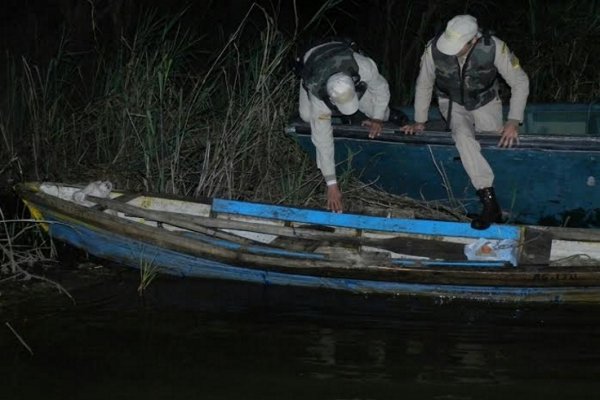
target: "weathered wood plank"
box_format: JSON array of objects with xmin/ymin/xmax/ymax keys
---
[
  {"xmin": 88, "ymin": 195, "xmax": 467, "ymax": 259},
  {"xmin": 358, "ymin": 236, "xmax": 466, "ymax": 260},
  {"xmin": 86, "ymin": 195, "xmax": 259, "ymax": 246},
  {"xmin": 91, "ymin": 192, "xmax": 141, "ymax": 212},
  {"xmin": 518, "ymin": 227, "xmax": 553, "ymax": 265},
  {"xmin": 538, "ymin": 226, "xmax": 600, "ymax": 242}
]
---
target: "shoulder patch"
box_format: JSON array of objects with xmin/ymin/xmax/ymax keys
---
[
  {"xmin": 318, "ymin": 113, "xmax": 332, "ymax": 120},
  {"xmin": 510, "ymin": 53, "xmax": 520, "ymax": 68}
]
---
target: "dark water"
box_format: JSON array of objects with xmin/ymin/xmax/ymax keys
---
[{"xmin": 3, "ymin": 271, "xmax": 600, "ymax": 400}]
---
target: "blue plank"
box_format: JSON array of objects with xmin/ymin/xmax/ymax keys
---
[
  {"xmin": 179, "ymin": 231, "xmax": 325, "ymax": 260},
  {"xmin": 212, "ymin": 199, "xmax": 521, "ymax": 240}
]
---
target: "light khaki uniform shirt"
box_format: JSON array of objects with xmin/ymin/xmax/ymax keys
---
[
  {"xmin": 414, "ymin": 36, "xmax": 529, "ymax": 124},
  {"xmin": 299, "ymin": 48, "xmax": 390, "ymax": 184}
]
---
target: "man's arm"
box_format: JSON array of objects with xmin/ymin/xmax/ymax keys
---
[
  {"xmin": 353, "ymin": 53, "xmax": 390, "ymax": 121},
  {"xmin": 304, "ymin": 93, "xmax": 343, "ymax": 212},
  {"xmin": 401, "ymin": 45, "xmax": 435, "ymax": 135},
  {"xmin": 310, "ymin": 113, "xmax": 336, "ymax": 185},
  {"xmin": 299, "ymin": 82, "xmax": 337, "ymax": 183},
  {"xmin": 413, "ymin": 45, "xmax": 436, "ymax": 124},
  {"xmin": 493, "ymin": 37, "xmax": 529, "ymax": 123},
  {"xmin": 493, "ymin": 37, "xmax": 529, "ymax": 147}
]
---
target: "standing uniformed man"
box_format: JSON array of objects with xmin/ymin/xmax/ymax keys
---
[{"xmin": 402, "ymin": 15, "xmax": 530, "ymax": 229}]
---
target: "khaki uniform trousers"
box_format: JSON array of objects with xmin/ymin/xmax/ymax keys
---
[{"xmin": 439, "ymin": 97, "xmax": 504, "ymax": 190}]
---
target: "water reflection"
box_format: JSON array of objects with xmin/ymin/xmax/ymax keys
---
[
  {"xmin": 2, "ymin": 273, "xmax": 600, "ymax": 399},
  {"xmin": 304, "ymin": 328, "xmax": 388, "ymax": 381}
]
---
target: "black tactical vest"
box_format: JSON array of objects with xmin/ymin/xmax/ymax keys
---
[
  {"xmin": 431, "ymin": 33, "xmax": 497, "ymax": 110},
  {"xmin": 301, "ymin": 42, "xmax": 364, "ymax": 103}
]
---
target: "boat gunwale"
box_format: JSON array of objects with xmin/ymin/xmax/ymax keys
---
[{"xmin": 289, "ymin": 121, "xmax": 600, "ymax": 151}]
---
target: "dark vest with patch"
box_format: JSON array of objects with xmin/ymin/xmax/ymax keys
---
[
  {"xmin": 432, "ymin": 33, "xmax": 497, "ymax": 111},
  {"xmin": 301, "ymin": 42, "xmax": 365, "ymax": 106}
]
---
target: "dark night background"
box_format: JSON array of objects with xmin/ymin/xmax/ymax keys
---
[{"xmin": 1, "ymin": 0, "xmax": 598, "ymax": 105}]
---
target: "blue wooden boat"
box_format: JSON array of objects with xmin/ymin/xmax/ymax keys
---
[
  {"xmin": 287, "ymin": 103, "xmax": 600, "ymax": 227},
  {"xmin": 16, "ymin": 182, "xmax": 600, "ymax": 305}
]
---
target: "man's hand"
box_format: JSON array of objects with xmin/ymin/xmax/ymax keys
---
[
  {"xmin": 498, "ymin": 120, "xmax": 520, "ymax": 148},
  {"xmin": 400, "ymin": 122, "xmax": 425, "ymax": 135},
  {"xmin": 362, "ymin": 119, "xmax": 384, "ymax": 139},
  {"xmin": 326, "ymin": 183, "xmax": 343, "ymax": 213}
]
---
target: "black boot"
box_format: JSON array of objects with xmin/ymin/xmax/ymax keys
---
[{"xmin": 471, "ymin": 187, "xmax": 503, "ymax": 230}]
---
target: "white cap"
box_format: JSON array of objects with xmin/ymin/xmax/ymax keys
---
[
  {"xmin": 436, "ymin": 15, "xmax": 479, "ymax": 56},
  {"xmin": 326, "ymin": 72, "xmax": 359, "ymax": 115}
]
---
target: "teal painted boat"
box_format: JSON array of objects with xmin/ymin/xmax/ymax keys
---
[
  {"xmin": 287, "ymin": 103, "xmax": 600, "ymax": 227},
  {"xmin": 16, "ymin": 182, "xmax": 600, "ymax": 305}
]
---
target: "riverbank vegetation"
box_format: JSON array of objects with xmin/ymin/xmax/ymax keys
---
[{"xmin": 0, "ymin": 0, "xmax": 598, "ymax": 286}]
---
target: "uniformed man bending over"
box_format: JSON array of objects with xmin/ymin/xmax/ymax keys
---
[{"xmin": 298, "ymin": 40, "xmax": 397, "ymax": 213}]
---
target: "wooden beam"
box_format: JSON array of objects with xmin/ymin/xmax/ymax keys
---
[
  {"xmin": 87, "ymin": 195, "xmax": 467, "ymax": 260},
  {"xmin": 518, "ymin": 227, "xmax": 553, "ymax": 265}
]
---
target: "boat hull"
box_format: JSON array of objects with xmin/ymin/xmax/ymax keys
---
[
  {"xmin": 326, "ymin": 137, "xmax": 599, "ymax": 226},
  {"xmin": 34, "ymin": 208, "xmax": 600, "ymax": 304},
  {"xmin": 17, "ymin": 183, "xmax": 600, "ymax": 305},
  {"xmin": 288, "ymin": 104, "xmax": 600, "ymax": 227}
]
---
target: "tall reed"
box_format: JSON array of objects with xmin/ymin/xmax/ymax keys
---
[
  {"xmin": 0, "ymin": 5, "xmax": 332, "ymax": 203},
  {"xmin": 340, "ymin": 0, "xmax": 599, "ymax": 105},
  {"xmin": 3, "ymin": 1, "xmax": 597, "ymax": 200}
]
